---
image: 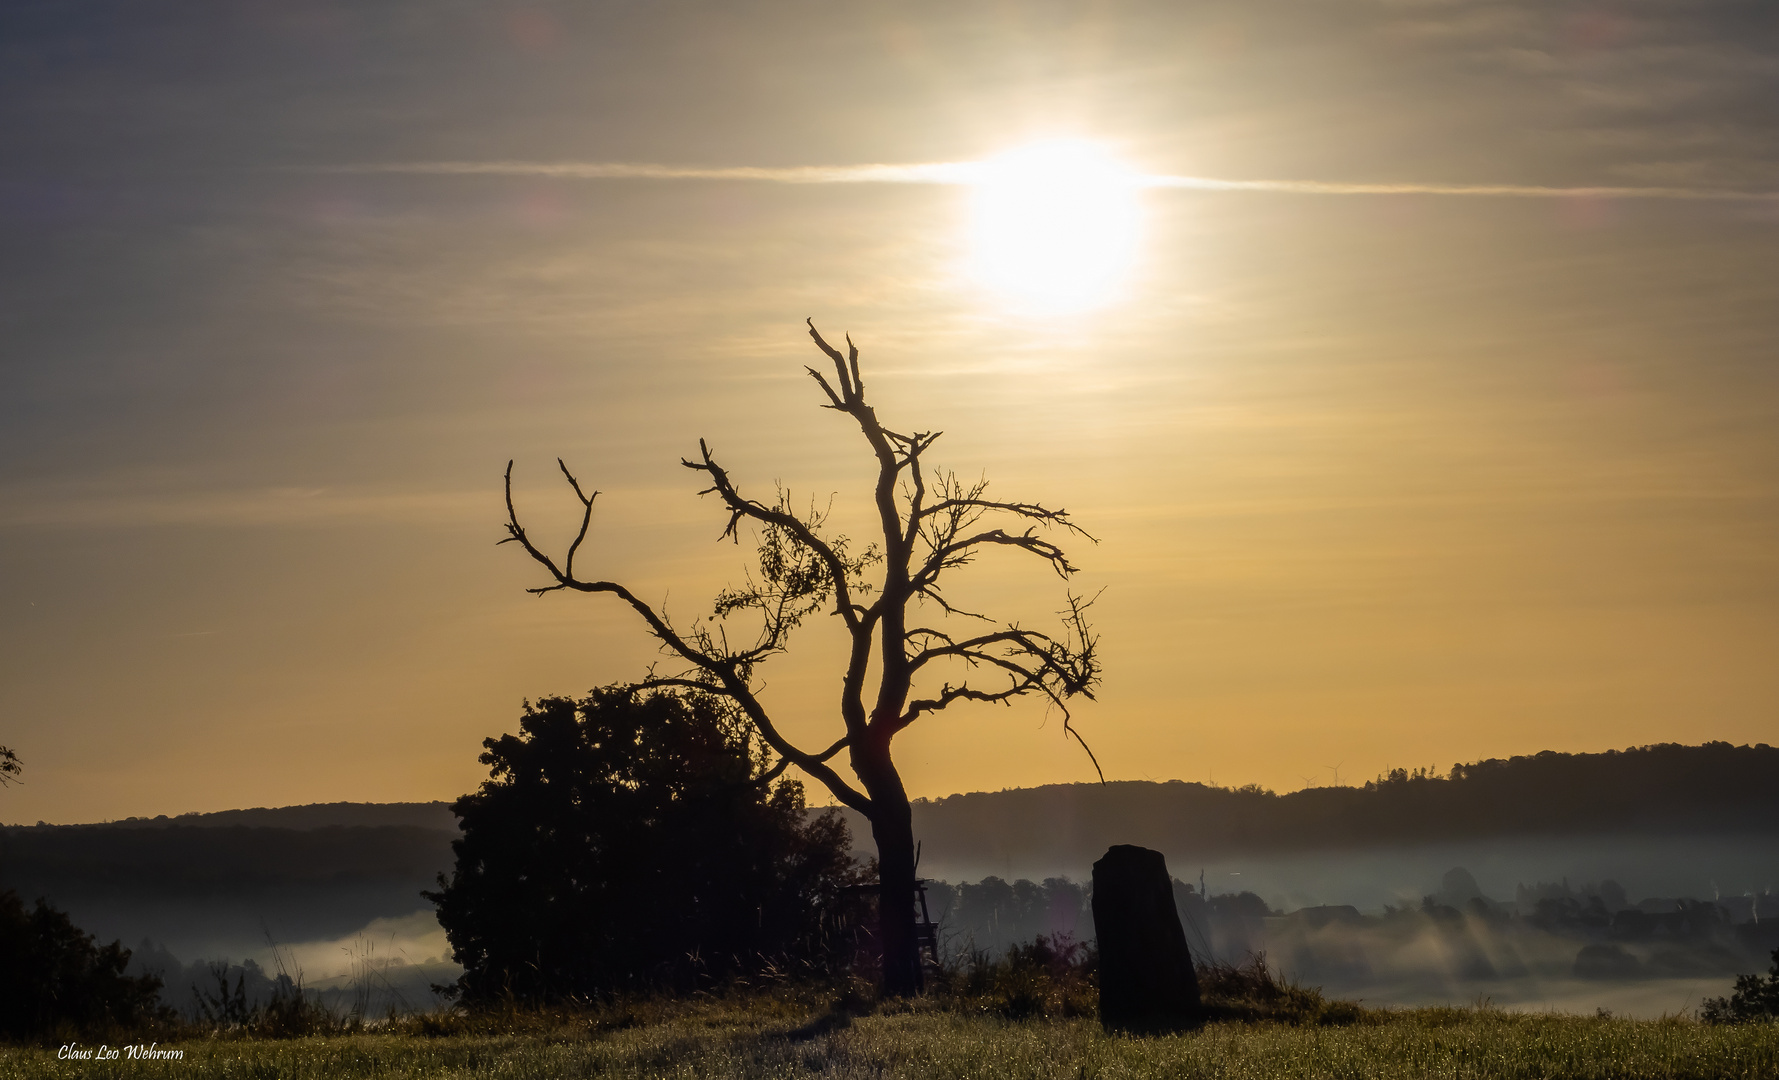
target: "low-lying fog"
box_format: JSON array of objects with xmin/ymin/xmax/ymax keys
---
[
  {"xmin": 917, "ymin": 833, "xmax": 1777, "ymax": 1019},
  {"xmin": 917, "ymin": 832, "xmax": 1777, "ymax": 912},
  {"xmin": 130, "ymin": 909, "xmax": 462, "ymax": 1018},
  {"xmin": 117, "ymin": 832, "xmax": 1775, "ymax": 1019}
]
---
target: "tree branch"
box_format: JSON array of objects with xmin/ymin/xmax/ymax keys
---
[
  {"xmin": 917, "ymin": 496, "xmax": 1095, "ymax": 540},
  {"xmin": 555, "ymin": 458, "xmax": 598, "ymax": 579},
  {"xmin": 907, "ymin": 628, "xmax": 1045, "ymax": 673},
  {"xmin": 805, "ymin": 318, "xmax": 859, "ymax": 408},
  {"xmin": 907, "ymin": 474, "xmax": 1096, "ymax": 604},
  {"xmin": 896, "ymin": 593, "xmax": 1105, "ymax": 781},
  {"xmin": 915, "ymin": 527, "xmax": 1083, "ymax": 586},
  {"xmin": 682, "ymin": 441, "xmax": 868, "ymax": 630},
  {"xmin": 502, "ymin": 459, "xmax": 873, "ymax": 812}
]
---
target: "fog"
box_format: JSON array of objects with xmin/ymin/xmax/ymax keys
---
[
  {"xmin": 921, "ymin": 834, "xmax": 1778, "ymax": 1018},
  {"xmin": 1238, "ymin": 895, "xmax": 1747, "ymax": 1018},
  {"xmin": 268, "ymin": 909, "xmax": 455, "ymax": 988},
  {"xmin": 919, "ymin": 832, "xmax": 1779, "ymax": 915},
  {"xmin": 14, "ymin": 794, "xmax": 1770, "ymax": 1018},
  {"xmin": 127, "ymin": 909, "xmax": 461, "ymax": 1018}
]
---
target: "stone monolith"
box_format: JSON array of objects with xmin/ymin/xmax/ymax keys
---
[{"xmin": 1091, "ymin": 844, "xmax": 1202, "ymax": 1033}]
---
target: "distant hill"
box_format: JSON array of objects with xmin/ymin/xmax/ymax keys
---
[
  {"xmin": 3, "ymin": 741, "xmax": 1772, "ymax": 959},
  {"xmin": 0, "ymin": 823, "xmax": 455, "ymax": 957},
  {"xmin": 0, "ymin": 802, "xmax": 458, "ymax": 954},
  {"xmin": 4, "ymin": 800, "xmax": 458, "ymax": 832},
  {"xmin": 833, "ymin": 741, "xmax": 1779, "ymax": 872}
]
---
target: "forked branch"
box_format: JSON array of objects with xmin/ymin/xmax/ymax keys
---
[
  {"xmin": 682, "ymin": 440, "xmax": 872, "ymax": 630},
  {"xmin": 909, "ymin": 472, "xmax": 1096, "ymax": 602},
  {"xmin": 898, "ymin": 592, "xmax": 1104, "ymax": 780},
  {"xmin": 804, "ymin": 318, "xmax": 864, "ymax": 409},
  {"xmin": 501, "ymin": 458, "xmax": 872, "ymax": 812}
]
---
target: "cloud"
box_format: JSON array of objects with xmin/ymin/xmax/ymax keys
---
[
  {"xmin": 0, "ymin": 483, "xmax": 487, "ymax": 529},
  {"xmin": 1143, "ymin": 176, "xmax": 1779, "ymax": 200},
  {"xmin": 316, "ymin": 160, "xmax": 978, "ymax": 185},
  {"xmin": 322, "ymin": 160, "xmax": 1779, "ymax": 201}
]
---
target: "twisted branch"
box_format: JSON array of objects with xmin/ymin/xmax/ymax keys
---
[
  {"xmin": 501, "ymin": 459, "xmax": 871, "ymax": 812},
  {"xmin": 502, "ymin": 322, "xmax": 1108, "ymax": 813}
]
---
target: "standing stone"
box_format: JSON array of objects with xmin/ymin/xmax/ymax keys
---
[{"xmin": 1092, "ymin": 844, "xmax": 1202, "ymax": 1033}]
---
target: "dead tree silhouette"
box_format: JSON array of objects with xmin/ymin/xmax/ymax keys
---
[{"xmin": 501, "ymin": 322, "xmax": 1103, "ymax": 996}]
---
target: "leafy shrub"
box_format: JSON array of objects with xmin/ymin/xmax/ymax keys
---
[
  {"xmin": 932, "ymin": 934, "xmax": 1098, "ymax": 1019},
  {"xmin": 1198, "ymin": 952, "xmax": 1367, "ymax": 1026},
  {"xmin": 428, "ymin": 687, "xmax": 864, "ymax": 1004},
  {"xmin": 0, "ymin": 888, "xmax": 173, "ymax": 1041},
  {"xmin": 1703, "ymin": 948, "xmax": 1779, "ymax": 1024}
]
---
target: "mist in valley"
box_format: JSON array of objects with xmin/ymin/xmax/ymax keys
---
[
  {"xmin": 91, "ymin": 831, "xmax": 1778, "ymax": 1020},
  {"xmin": 917, "ymin": 840, "xmax": 1777, "ymax": 1018},
  {"xmin": 9, "ymin": 746, "xmax": 1776, "ymax": 1019}
]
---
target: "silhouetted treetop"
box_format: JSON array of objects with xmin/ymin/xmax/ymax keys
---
[
  {"xmin": 0, "ymin": 888, "xmax": 171, "ymax": 1040},
  {"xmin": 427, "ymin": 688, "xmax": 862, "ymax": 1002}
]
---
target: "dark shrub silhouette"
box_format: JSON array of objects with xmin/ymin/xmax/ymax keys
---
[
  {"xmin": 0, "ymin": 888, "xmax": 171, "ymax": 1040},
  {"xmin": 428, "ymin": 688, "xmax": 862, "ymax": 1003},
  {"xmin": 933, "ymin": 933, "xmax": 1097, "ymax": 1019},
  {"xmin": 1703, "ymin": 947, "xmax": 1779, "ymax": 1023},
  {"xmin": 1196, "ymin": 953, "xmax": 1364, "ymax": 1026}
]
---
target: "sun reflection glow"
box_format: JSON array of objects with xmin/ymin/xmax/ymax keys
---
[{"xmin": 966, "ymin": 139, "xmax": 1143, "ymax": 313}]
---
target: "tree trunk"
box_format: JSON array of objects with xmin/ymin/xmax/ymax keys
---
[
  {"xmin": 870, "ymin": 800, "xmax": 920, "ymax": 996},
  {"xmin": 855, "ymin": 730, "xmax": 921, "ymax": 997}
]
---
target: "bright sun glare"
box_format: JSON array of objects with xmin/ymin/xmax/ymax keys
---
[{"xmin": 966, "ymin": 139, "xmax": 1143, "ymax": 313}]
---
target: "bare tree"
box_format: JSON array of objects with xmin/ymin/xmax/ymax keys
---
[{"xmin": 502, "ymin": 322, "xmax": 1102, "ymax": 995}]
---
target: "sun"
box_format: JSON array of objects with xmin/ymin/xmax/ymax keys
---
[{"xmin": 965, "ymin": 139, "xmax": 1143, "ymax": 313}]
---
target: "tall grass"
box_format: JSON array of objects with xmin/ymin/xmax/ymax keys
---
[
  {"xmin": 1197, "ymin": 953, "xmax": 1368, "ymax": 1026},
  {"xmin": 929, "ymin": 934, "xmax": 1098, "ymax": 1018},
  {"xmin": 927, "ymin": 936, "xmax": 1363, "ymax": 1028},
  {"xmin": 3, "ymin": 1000, "xmax": 1776, "ymax": 1080},
  {"xmin": 5, "ymin": 943, "xmax": 1774, "ymax": 1079},
  {"xmin": 175, "ymin": 934, "xmax": 432, "ymax": 1039}
]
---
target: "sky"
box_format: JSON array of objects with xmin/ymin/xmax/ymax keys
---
[{"xmin": 2, "ymin": 0, "xmax": 1777, "ymax": 824}]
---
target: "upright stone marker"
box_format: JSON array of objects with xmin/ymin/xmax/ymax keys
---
[{"xmin": 1092, "ymin": 844, "xmax": 1202, "ymax": 1033}]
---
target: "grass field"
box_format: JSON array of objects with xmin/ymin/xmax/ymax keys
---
[{"xmin": 4, "ymin": 998, "xmax": 1776, "ymax": 1080}]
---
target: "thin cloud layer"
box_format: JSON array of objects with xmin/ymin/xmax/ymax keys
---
[{"xmin": 327, "ymin": 160, "xmax": 1779, "ymax": 200}]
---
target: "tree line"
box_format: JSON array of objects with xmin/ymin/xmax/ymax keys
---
[{"xmin": 861, "ymin": 742, "xmax": 1779, "ymax": 869}]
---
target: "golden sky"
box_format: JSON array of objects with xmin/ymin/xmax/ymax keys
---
[{"xmin": 3, "ymin": 0, "xmax": 1777, "ymax": 823}]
